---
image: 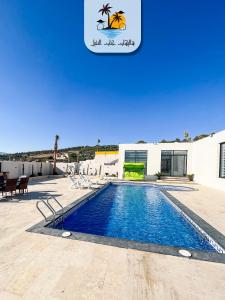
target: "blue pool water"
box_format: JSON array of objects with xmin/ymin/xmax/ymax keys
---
[{"xmin": 54, "ymin": 183, "xmax": 216, "ymax": 251}]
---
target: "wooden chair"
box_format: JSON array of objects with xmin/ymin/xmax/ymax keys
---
[
  {"xmin": 0, "ymin": 176, "xmax": 5, "ymax": 188},
  {"xmin": 16, "ymin": 177, "xmax": 29, "ymax": 194},
  {"xmin": 0, "ymin": 176, "xmax": 5, "ymax": 195},
  {"xmin": 2, "ymin": 179, "xmax": 18, "ymax": 197}
]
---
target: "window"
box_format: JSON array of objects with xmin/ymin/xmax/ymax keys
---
[
  {"xmin": 220, "ymin": 143, "xmax": 225, "ymax": 178},
  {"xmin": 125, "ymin": 151, "xmax": 148, "ymax": 173}
]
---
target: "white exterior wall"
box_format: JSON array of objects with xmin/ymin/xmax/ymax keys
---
[
  {"xmin": 77, "ymin": 152, "xmax": 119, "ymax": 176},
  {"xmin": 192, "ymin": 131, "xmax": 225, "ymax": 191},
  {"xmin": 118, "ymin": 130, "xmax": 225, "ymax": 192},
  {"xmin": 0, "ymin": 161, "xmax": 52, "ymax": 178},
  {"xmin": 79, "ymin": 159, "xmax": 118, "ymax": 176},
  {"xmin": 56, "ymin": 162, "xmax": 79, "ymax": 174},
  {"xmin": 55, "ymin": 153, "xmax": 119, "ymax": 177},
  {"xmin": 118, "ymin": 143, "xmax": 192, "ymax": 180},
  {"xmin": 94, "ymin": 153, "xmax": 119, "ymax": 164}
]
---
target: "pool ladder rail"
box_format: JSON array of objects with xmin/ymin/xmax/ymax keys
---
[{"xmin": 36, "ymin": 195, "xmax": 64, "ymax": 223}]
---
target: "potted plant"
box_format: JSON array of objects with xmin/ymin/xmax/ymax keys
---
[
  {"xmin": 187, "ymin": 174, "xmax": 194, "ymax": 181},
  {"xmin": 155, "ymin": 172, "xmax": 163, "ymax": 180}
]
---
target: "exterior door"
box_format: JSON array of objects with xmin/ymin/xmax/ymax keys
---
[
  {"xmin": 161, "ymin": 156, "xmax": 172, "ymax": 176},
  {"xmin": 161, "ymin": 151, "xmax": 187, "ymax": 177}
]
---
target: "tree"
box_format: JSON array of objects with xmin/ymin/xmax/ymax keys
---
[
  {"xmin": 160, "ymin": 139, "xmax": 168, "ymax": 143},
  {"xmin": 68, "ymin": 152, "xmax": 77, "ymax": 162},
  {"xmin": 97, "ymin": 138, "xmax": 101, "ymax": 151},
  {"xmin": 193, "ymin": 134, "xmax": 209, "ymax": 141},
  {"xmin": 53, "ymin": 134, "xmax": 59, "ymax": 175},
  {"xmin": 110, "ymin": 12, "xmax": 123, "ymax": 28},
  {"xmin": 184, "ymin": 131, "xmax": 191, "ymax": 142},
  {"xmin": 99, "ymin": 3, "xmax": 112, "ymax": 28},
  {"xmin": 136, "ymin": 140, "xmax": 147, "ymax": 144}
]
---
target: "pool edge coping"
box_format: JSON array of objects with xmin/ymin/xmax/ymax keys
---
[
  {"xmin": 161, "ymin": 190, "xmax": 225, "ymax": 253},
  {"xmin": 27, "ymin": 181, "xmax": 225, "ymax": 265}
]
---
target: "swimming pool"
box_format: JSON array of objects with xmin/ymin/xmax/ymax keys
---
[{"xmin": 51, "ymin": 183, "xmax": 219, "ymax": 252}]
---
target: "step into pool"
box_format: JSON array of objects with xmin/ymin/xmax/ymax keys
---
[{"xmin": 52, "ymin": 183, "xmax": 219, "ymax": 252}]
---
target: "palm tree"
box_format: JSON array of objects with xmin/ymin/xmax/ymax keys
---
[
  {"xmin": 99, "ymin": 3, "xmax": 112, "ymax": 28},
  {"xmin": 110, "ymin": 12, "xmax": 123, "ymax": 28},
  {"xmin": 184, "ymin": 131, "xmax": 191, "ymax": 142},
  {"xmin": 97, "ymin": 138, "xmax": 101, "ymax": 151},
  {"xmin": 53, "ymin": 134, "xmax": 59, "ymax": 175}
]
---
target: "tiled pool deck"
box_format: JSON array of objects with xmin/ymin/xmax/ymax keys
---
[{"xmin": 0, "ymin": 177, "xmax": 225, "ymax": 299}]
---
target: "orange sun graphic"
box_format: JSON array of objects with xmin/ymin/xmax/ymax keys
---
[{"xmin": 109, "ymin": 12, "xmax": 126, "ymax": 29}]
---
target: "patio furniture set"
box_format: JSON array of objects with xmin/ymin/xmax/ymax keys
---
[{"xmin": 0, "ymin": 176, "xmax": 29, "ymax": 197}]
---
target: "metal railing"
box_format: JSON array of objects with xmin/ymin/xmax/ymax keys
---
[{"xmin": 36, "ymin": 195, "xmax": 64, "ymax": 223}]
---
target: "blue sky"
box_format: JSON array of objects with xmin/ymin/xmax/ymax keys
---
[{"xmin": 0, "ymin": 0, "xmax": 225, "ymax": 153}]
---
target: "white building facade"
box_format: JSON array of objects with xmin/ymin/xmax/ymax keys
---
[{"xmin": 118, "ymin": 130, "xmax": 225, "ymax": 191}]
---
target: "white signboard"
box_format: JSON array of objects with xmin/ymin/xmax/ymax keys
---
[{"xmin": 84, "ymin": 0, "xmax": 142, "ymax": 53}]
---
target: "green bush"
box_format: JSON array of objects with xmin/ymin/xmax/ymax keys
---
[
  {"xmin": 187, "ymin": 174, "xmax": 194, "ymax": 181},
  {"xmin": 155, "ymin": 172, "xmax": 163, "ymax": 180}
]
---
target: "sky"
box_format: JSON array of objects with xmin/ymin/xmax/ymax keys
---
[{"xmin": 0, "ymin": 0, "xmax": 225, "ymax": 153}]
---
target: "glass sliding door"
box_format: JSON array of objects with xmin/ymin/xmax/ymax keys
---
[
  {"xmin": 161, "ymin": 151, "xmax": 172, "ymax": 176},
  {"xmin": 161, "ymin": 150, "xmax": 187, "ymax": 177}
]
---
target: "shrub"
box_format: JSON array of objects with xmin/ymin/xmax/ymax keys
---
[
  {"xmin": 155, "ymin": 172, "xmax": 163, "ymax": 180},
  {"xmin": 187, "ymin": 174, "xmax": 194, "ymax": 181}
]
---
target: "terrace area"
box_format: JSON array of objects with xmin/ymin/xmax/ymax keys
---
[{"xmin": 0, "ymin": 177, "xmax": 225, "ymax": 299}]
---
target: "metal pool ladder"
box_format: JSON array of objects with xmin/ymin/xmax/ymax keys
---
[{"xmin": 36, "ymin": 195, "xmax": 64, "ymax": 223}]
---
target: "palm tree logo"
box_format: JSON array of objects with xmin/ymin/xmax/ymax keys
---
[
  {"xmin": 98, "ymin": 3, "xmax": 112, "ymax": 29},
  {"xmin": 97, "ymin": 3, "xmax": 126, "ymax": 32},
  {"xmin": 111, "ymin": 12, "xmax": 126, "ymax": 30}
]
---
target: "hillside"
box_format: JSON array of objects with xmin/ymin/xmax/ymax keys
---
[
  {"xmin": 0, "ymin": 133, "xmax": 211, "ymax": 162},
  {"xmin": 0, "ymin": 145, "xmax": 119, "ymax": 162}
]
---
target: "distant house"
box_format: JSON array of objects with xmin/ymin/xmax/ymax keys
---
[
  {"xmin": 29, "ymin": 153, "xmax": 54, "ymax": 162},
  {"xmin": 29, "ymin": 152, "xmax": 68, "ymax": 162},
  {"xmin": 56, "ymin": 152, "xmax": 68, "ymax": 161}
]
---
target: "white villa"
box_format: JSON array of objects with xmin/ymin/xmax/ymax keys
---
[
  {"xmin": 1, "ymin": 130, "xmax": 225, "ymax": 300},
  {"xmin": 118, "ymin": 130, "xmax": 225, "ymax": 191},
  {"xmin": 1, "ymin": 130, "xmax": 224, "ymax": 192}
]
